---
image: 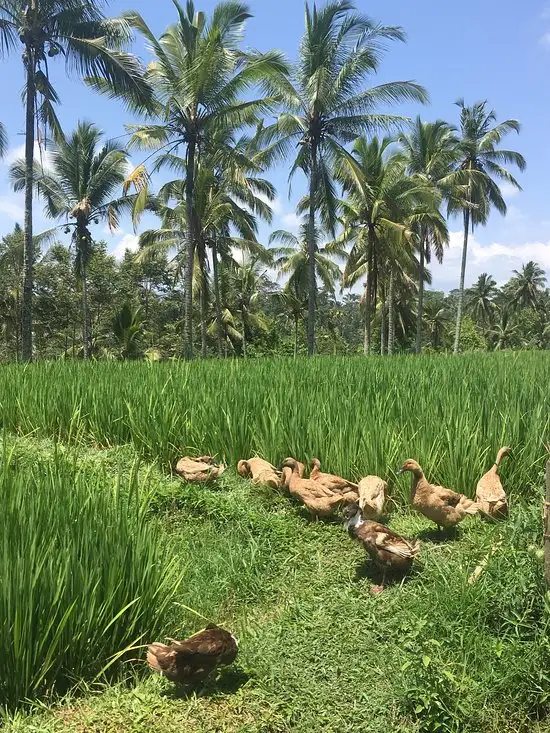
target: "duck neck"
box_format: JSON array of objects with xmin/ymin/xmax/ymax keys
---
[
  {"xmin": 494, "ymin": 447, "xmax": 510, "ymax": 469},
  {"xmin": 346, "ymin": 512, "xmax": 364, "ymax": 532},
  {"xmin": 410, "ymin": 469, "xmax": 425, "ymax": 500}
]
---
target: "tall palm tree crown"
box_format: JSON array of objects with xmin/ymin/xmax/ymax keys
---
[
  {"xmin": 11, "ymin": 121, "xmax": 132, "ymax": 358},
  {"xmin": 126, "ymin": 0, "xmax": 286, "ymax": 358},
  {"xmin": 398, "ymin": 117, "xmax": 457, "ymax": 352},
  {"xmin": 262, "ymin": 0, "xmax": 428, "ymax": 355},
  {"xmin": 0, "ymin": 0, "xmax": 152, "ymax": 361},
  {"xmin": 449, "ymin": 99, "xmax": 526, "ymax": 353}
]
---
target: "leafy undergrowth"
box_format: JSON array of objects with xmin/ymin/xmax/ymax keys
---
[{"xmin": 3, "ymin": 436, "xmax": 550, "ymax": 732}]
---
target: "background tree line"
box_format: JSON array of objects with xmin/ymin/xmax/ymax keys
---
[
  {"xmin": 0, "ymin": 0, "xmax": 536, "ymax": 361},
  {"xmin": 0, "ymin": 220, "xmax": 547, "ymax": 360}
]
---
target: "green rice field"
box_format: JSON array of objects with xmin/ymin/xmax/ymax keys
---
[{"xmin": 1, "ymin": 353, "xmax": 550, "ymax": 732}]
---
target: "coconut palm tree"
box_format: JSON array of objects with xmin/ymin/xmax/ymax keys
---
[
  {"xmin": 449, "ymin": 100, "xmax": 526, "ymax": 353},
  {"xmin": 274, "ymin": 286, "xmax": 307, "ymax": 357},
  {"xmin": 465, "ymin": 272, "xmax": 499, "ymax": 325},
  {"xmin": 11, "ymin": 121, "xmax": 133, "ymax": 358},
  {"xmin": 0, "ymin": 0, "xmax": 151, "ymax": 361},
  {"xmin": 270, "ymin": 224, "xmax": 344, "ymax": 302},
  {"xmin": 0, "ymin": 122, "xmax": 6, "ymax": 158},
  {"xmin": 336, "ymin": 136, "xmax": 441, "ymax": 354},
  {"xmin": 232, "ymin": 256, "xmax": 270, "ymax": 358},
  {"xmin": 137, "ymin": 141, "xmax": 274, "ymax": 358},
  {"xmin": 489, "ymin": 309, "xmax": 521, "ymax": 351},
  {"xmin": 398, "ymin": 117, "xmax": 457, "ymax": 352},
  {"xmin": 125, "ymin": 1, "xmax": 286, "ymax": 359},
  {"xmin": 262, "ymin": 0, "xmax": 427, "ymax": 355},
  {"xmin": 507, "ymin": 261, "xmax": 546, "ymax": 311}
]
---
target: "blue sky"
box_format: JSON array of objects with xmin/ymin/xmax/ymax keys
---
[{"xmin": 0, "ymin": 0, "xmax": 548, "ymax": 291}]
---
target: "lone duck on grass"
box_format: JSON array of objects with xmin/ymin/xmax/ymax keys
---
[
  {"xmin": 309, "ymin": 458, "xmax": 359, "ymax": 494},
  {"xmin": 475, "ymin": 446, "xmax": 511, "ymax": 520},
  {"xmin": 147, "ymin": 624, "xmax": 238, "ymax": 686},
  {"xmin": 397, "ymin": 459, "xmax": 479, "ymax": 533},
  {"xmin": 174, "ymin": 456, "xmax": 225, "ymax": 483},
  {"xmin": 343, "ymin": 503, "xmax": 420, "ymax": 594}
]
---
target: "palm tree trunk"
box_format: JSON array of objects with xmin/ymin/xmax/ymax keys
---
[
  {"xmin": 81, "ymin": 257, "xmax": 90, "ymax": 359},
  {"xmin": 294, "ymin": 316, "xmax": 299, "ymax": 357},
  {"xmin": 306, "ymin": 143, "xmax": 318, "ymax": 357},
  {"xmin": 365, "ymin": 226, "xmax": 375, "ymax": 355},
  {"xmin": 200, "ymin": 285, "xmax": 207, "ymax": 358},
  {"xmin": 183, "ymin": 136, "xmax": 196, "ymax": 360},
  {"xmin": 15, "ymin": 287, "xmax": 21, "ymax": 362},
  {"xmin": 212, "ymin": 242, "xmax": 223, "ymax": 358},
  {"xmin": 241, "ymin": 308, "xmax": 247, "ymax": 358},
  {"xmin": 454, "ymin": 209, "xmax": 470, "ymax": 354},
  {"xmin": 22, "ymin": 48, "xmax": 36, "ymax": 362},
  {"xmin": 416, "ymin": 234, "xmax": 425, "ymax": 354},
  {"xmin": 362, "ymin": 283, "xmax": 368, "ymax": 356},
  {"xmin": 388, "ymin": 271, "xmax": 395, "ymax": 356},
  {"xmin": 380, "ymin": 285, "xmax": 386, "ymax": 355}
]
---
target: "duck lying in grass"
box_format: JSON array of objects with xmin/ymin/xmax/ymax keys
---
[
  {"xmin": 237, "ymin": 457, "xmax": 281, "ymax": 489},
  {"xmin": 343, "ymin": 503, "xmax": 420, "ymax": 593},
  {"xmin": 358, "ymin": 475, "xmax": 387, "ymax": 520},
  {"xmin": 281, "ymin": 458, "xmax": 356, "ymax": 519},
  {"xmin": 147, "ymin": 624, "xmax": 238, "ymax": 686},
  {"xmin": 397, "ymin": 459, "xmax": 479, "ymax": 532},
  {"xmin": 309, "ymin": 458, "xmax": 359, "ymax": 493},
  {"xmin": 476, "ymin": 446, "xmax": 511, "ymax": 519},
  {"xmin": 175, "ymin": 456, "xmax": 225, "ymax": 482}
]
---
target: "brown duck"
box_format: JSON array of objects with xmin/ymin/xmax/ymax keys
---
[
  {"xmin": 147, "ymin": 624, "xmax": 238, "ymax": 685},
  {"xmin": 175, "ymin": 456, "xmax": 225, "ymax": 482},
  {"xmin": 476, "ymin": 446, "xmax": 511, "ymax": 519},
  {"xmin": 309, "ymin": 458, "xmax": 359, "ymax": 494},
  {"xmin": 281, "ymin": 458, "xmax": 354, "ymax": 518},
  {"xmin": 237, "ymin": 457, "xmax": 281, "ymax": 489},
  {"xmin": 358, "ymin": 475, "xmax": 387, "ymax": 520},
  {"xmin": 343, "ymin": 503, "xmax": 420, "ymax": 593},
  {"xmin": 397, "ymin": 459, "xmax": 479, "ymax": 531}
]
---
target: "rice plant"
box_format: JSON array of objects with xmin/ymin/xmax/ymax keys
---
[
  {"xmin": 0, "ymin": 354, "xmax": 547, "ymax": 500},
  {"xmin": 0, "ymin": 447, "xmax": 181, "ymax": 709}
]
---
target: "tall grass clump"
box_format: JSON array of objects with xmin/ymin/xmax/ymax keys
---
[
  {"xmin": 0, "ymin": 353, "xmax": 548, "ymax": 499},
  {"xmin": 0, "ymin": 449, "xmax": 181, "ymax": 709}
]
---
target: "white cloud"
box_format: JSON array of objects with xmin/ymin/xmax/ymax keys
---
[
  {"xmin": 499, "ymin": 182, "xmax": 520, "ymax": 199},
  {"xmin": 0, "ymin": 196, "xmax": 24, "ymax": 222},
  {"xmin": 431, "ymin": 230, "xmax": 550, "ymax": 291},
  {"xmin": 4, "ymin": 141, "xmax": 51, "ymax": 167},
  {"xmin": 281, "ymin": 211, "xmax": 302, "ymax": 233},
  {"xmin": 257, "ymin": 193, "xmax": 282, "ymax": 214},
  {"xmin": 111, "ymin": 233, "xmax": 139, "ymax": 260}
]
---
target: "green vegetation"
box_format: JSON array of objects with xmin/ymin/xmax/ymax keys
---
[
  {"xmin": 0, "ymin": 355, "xmax": 547, "ymax": 496},
  {"xmin": 0, "ymin": 440, "xmax": 181, "ymax": 709},
  {"xmin": 0, "ymin": 358, "xmax": 548, "ymax": 731}
]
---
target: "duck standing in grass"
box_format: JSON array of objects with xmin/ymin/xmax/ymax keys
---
[
  {"xmin": 343, "ymin": 503, "xmax": 420, "ymax": 593},
  {"xmin": 475, "ymin": 446, "xmax": 511, "ymax": 519},
  {"xmin": 397, "ymin": 459, "xmax": 479, "ymax": 532},
  {"xmin": 358, "ymin": 475, "xmax": 387, "ymax": 520},
  {"xmin": 147, "ymin": 624, "xmax": 238, "ymax": 686},
  {"xmin": 309, "ymin": 458, "xmax": 359, "ymax": 494}
]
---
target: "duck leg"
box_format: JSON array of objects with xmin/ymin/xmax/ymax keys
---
[{"xmin": 370, "ymin": 568, "xmax": 387, "ymax": 595}]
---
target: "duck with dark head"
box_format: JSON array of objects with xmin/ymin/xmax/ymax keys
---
[
  {"xmin": 147, "ymin": 624, "xmax": 238, "ymax": 686},
  {"xmin": 343, "ymin": 502, "xmax": 420, "ymax": 594}
]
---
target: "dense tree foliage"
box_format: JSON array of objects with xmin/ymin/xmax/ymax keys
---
[{"xmin": 0, "ymin": 0, "xmax": 538, "ymax": 361}]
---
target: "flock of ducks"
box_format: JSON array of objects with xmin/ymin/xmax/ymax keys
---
[{"xmin": 149, "ymin": 447, "xmax": 512, "ymax": 685}]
